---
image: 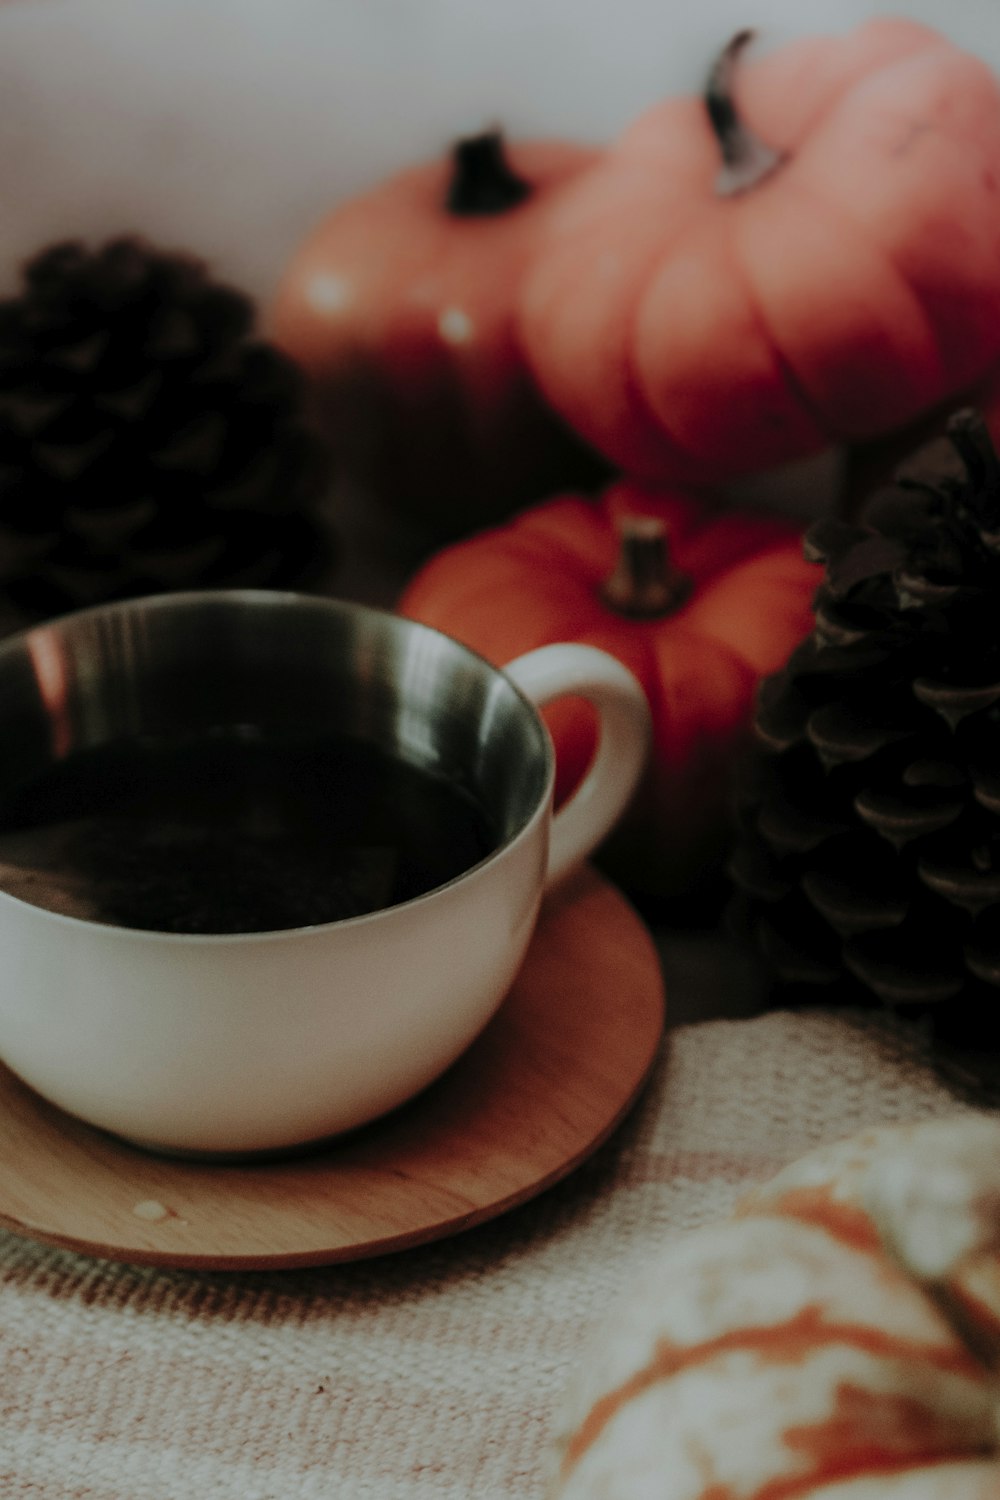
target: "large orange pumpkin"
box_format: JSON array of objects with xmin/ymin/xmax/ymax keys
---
[
  {"xmin": 269, "ymin": 130, "xmax": 606, "ymax": 539},
  {"xmin": 548, "ymin": 1112, "xmax": 1000, "ymax": 1499},
  {"xmin": 518, "ymin": 20, "xmax": 1000, "ymax": 486},
  {"xmin": 397, "ymin": 480, "xmax": 817, "ymax": 898}
]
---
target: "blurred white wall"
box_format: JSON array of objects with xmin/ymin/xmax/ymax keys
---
[{"xmin": 0, "ymin": 0, "xmax": 997, "ymax": 304}]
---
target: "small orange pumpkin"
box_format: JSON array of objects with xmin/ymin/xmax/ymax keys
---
[
  {"xmin": 548, "ymin": 1112, "xmax": 1000, "ymax": 1499},
  {"xmin": 518, "ymin": 20, "xmax": 1000, "ymax": 486},
  {"xmin": 269, "ymin": 130, "xmax": 606, "ymax": 539},
  {"xmin": 397, "ymin": 479, "xmax": 817, "ymax": 898}
]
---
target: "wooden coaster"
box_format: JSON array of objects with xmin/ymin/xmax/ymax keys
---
[{"xmin": 0, "ymin": 865, "xmax": 665, "ymax": 1270}]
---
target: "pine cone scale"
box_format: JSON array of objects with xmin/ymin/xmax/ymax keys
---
[
  {"xmin": 842, "ymin": 941, "xmax": 963, "ymax": 1006},
  {"xmin": 912, "ymin": 676, "xmax": 1000, "ymax": 726},
  {"xmin": 0, "ymin": 237, "xmax": 334, "ymax": 621},
  {"xmin": 853, "ymin": 786, "xmax": 964, "ymax": 847},
  {"xmin": 806, "ymin": 700, "xmax": 918, "ymax": 770},
  {"xmin": 801, "ymin": 867, "xmax": 908, "ymax": 938},
  {"xmin": 730, "ymin": 408, "xmax": 1000, "ymax": 1038},
  {"xmin": 917, "ymin": 856, "xmax": 1000, "ymax": 916}
]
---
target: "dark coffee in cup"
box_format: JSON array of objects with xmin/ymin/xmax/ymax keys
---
[{"xmin": 0, "ymin": 726, "xmax": 499, "ymax": 933}]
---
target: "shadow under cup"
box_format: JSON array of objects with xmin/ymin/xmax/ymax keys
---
[{"xmin": 0, "ymin": 591, "xmax": 556, "ymax": 1157}]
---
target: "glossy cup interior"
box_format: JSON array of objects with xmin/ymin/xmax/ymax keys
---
[{"xmin": 0, "ymin": 589, "xmax": 552, "ymax": 873}]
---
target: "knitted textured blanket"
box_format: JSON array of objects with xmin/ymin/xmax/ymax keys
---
[{"xmin": 2, "ymin": 1003, "xmax": 997, "ymax": 1499}]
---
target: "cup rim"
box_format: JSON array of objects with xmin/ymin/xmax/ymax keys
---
[{"xmin": 0, "ymin": 589, "xmax": 557, "ymax": 943}]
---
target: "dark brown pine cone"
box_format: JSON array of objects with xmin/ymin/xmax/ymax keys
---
[
  {"xmin": 0, "ymin": 237, "xmax": 334, "ymax": 625},
  {"xmin": 728, "ymin": 408, "xmax": 1000, "ymax": 1046}
]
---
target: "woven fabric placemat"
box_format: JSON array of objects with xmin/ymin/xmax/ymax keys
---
[{"xmin": 1, "ymin": 1005, "xmax": 998, "ymax": 1499}]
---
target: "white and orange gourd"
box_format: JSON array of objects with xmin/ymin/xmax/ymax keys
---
[{"xmin": 548, "ymin": 1112, "xmax": 1000, "ymax": 1498}]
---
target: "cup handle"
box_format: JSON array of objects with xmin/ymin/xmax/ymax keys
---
[{"xmin": 504, "ymin": 643, "xmax": 651, "ymax": 889}]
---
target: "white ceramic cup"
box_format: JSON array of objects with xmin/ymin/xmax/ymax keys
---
[{"xmin": 0, "ymin": 590, "xmax": 649, "ymax": 1156}]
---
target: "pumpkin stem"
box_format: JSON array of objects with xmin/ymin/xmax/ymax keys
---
[
  {"xmin": 601, "ymin": 515, "xmax": 693, "ymax": 618},
  {"xmin": 445, "ymin": 130, "xmax": 533, "ymax": 216},
  {"xmin": 705, "ymin": 30, "xmax": 784, "ymax": 197}
]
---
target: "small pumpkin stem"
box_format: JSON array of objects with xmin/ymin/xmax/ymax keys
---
[
  {"xmin": 445, "ymin": 130, "xmax": 533, "ymax": 216},
  {"xmin": 601, "ymin": 515, "xmax": 693, "ymax": 618},
  {"xmin": 705, "ymin": 30, "xmax": 784, "ymax": 198}
]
